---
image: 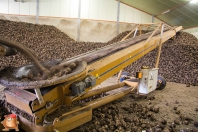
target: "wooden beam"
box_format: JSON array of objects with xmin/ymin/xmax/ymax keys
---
[
  {"xmin": 139, "ymin": 25, "xmax": 142, "ymax": 35},
  {"xmin": 143, "ymin": 23, "xmax": 162, "ymax": 46},
  {"xmin": 155, "ymin": 38, "xmax": 162, "ymax": 68},
  {"xmin": 121, "ymin": 24, "xmax": 140, "ymax": 41},
  {"xmin": 155, "ymin": 24, "xmax": 164, "ymax": 68},
  {"xmin": 117, "ymin": 24, "xmax": 140, "ymax": 83}
]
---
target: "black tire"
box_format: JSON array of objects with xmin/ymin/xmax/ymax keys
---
[
  {"xmin": 117, "ymin": 71, "xmax": 131, "ymax": 82},
  {"xmin": 156, "ymin": 76, "xmax": 166, "ymax": 90},
  {"xmin": 121, "ymin": 71, "xmax": 131, "ymax": 76}
]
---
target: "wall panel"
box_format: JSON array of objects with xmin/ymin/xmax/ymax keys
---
[
  {"xmin": 185, "ymin": 28, "xmax": 195, "ymax": 33},
  {"xmin": 184, "ymin": 27, "xmax": 198, "ymax": 38},
  {"xmin": 195, "ymin": 27, "xmax": 198, "ymax": 32},
  {"xmin": 98, "ymin": 0, "xmax": 108, "ymax": 20},
  {"xmin": 29, "ymin": 0, "xmax": 36, "ymax": 16},
  {"xmin": 50, "ymin": 0, "xmax": 61, "ymax": 17},
  {"xmin": 40, "ymin": 0, "xmax": 50, "ymax": 16},
  {"xmin": 8, "ymin": 0, "xmax": 20, "ymax": 14},
  {"xmin": 0, "ymin": 0, "xmax": 164, "ymax": 24},
  {"xmin": 70, "ymin": 0, "xmax": 78, "ymax": 18},
  {"xmin": 60, "ymin": 0, "xmax": 70, "ymax": 17},
  {"xmin": 81, "ymin": 0, "xmax": 89, "ymax": 19},
  {"xmin": 191, "ymin": 32, "xmax": 198, "ymax": 38},
  {"xmin": 107, "ymin": 0, "xmax": 117, "ymax": 21},
  {"xmin": 0, "ymin": 0, "xmax": 8, "ymax": 14},
  {"xmin": 125, "ymin": 5, "xmax": 134, "ymax": 23},
  {"xmin": 119, "ymin": 3, "xmax": 126, "ymax": 22},
  {"xmin": 133, "ymin": 8, "xmax": 141, "ymax": 23},
  {"xmin": 20, "ymin": 1, "xmax": 30, "ymax": 15},
  {"xmin": 0, "ymin": 0, "xmax": 160, "ymax": 23},
  {"xmin": 88, "ymin": 0, "xmax": 98, "ymax": 20},
  {"xmin": 141, "ymin": 12, "xmax": 151, "ymax": 23}
]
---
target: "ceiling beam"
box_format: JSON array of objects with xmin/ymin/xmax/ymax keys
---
[
  {"xmin": 118, "ymin": 0, "xmax": 173, "ymax": 27},
  {"xmin": 155, "ymin": 1, "xmax": 190, "ymax": 16}
]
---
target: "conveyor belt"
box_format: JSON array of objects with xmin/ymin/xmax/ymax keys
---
[
  {"xmin": 0, "ymin": 26, "xmax": 181, "ymax": 89},
  {"xmin": 0, "ymin": 25, "xmax": 183, "ymax": 132}
]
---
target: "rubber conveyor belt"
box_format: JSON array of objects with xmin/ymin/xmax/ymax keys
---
[{"xmin": 0, "ymin": 27, "xmax": 180, "ymax": 89}]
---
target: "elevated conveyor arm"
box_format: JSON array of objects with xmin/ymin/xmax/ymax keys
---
[
  {"xmin": 87, "ymin": 25, "xmax": 182, "ymax": 86},
  {"xmin": 0, "ymin": 23, "xmax": 182, "ymax": 132}
]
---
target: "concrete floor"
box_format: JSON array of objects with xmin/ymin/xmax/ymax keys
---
[
  {"xmin": 73, "ymin": 78, "xmax": 198, "ymax": 131},
  {"xmin": 0, "ymin": 76, "xmax": 198, "ymax": 131}
]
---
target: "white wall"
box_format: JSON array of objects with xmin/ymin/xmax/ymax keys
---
[
  {"xmin": 183, "ymin": 27, "xmax": 198, "ymax": 39},
  {"xmin": 1, "ymin": 0, "xmax": 197, "ymax": 40},
  {"xmin": 0, "ymin": 0, "xmax": 155, "ymax": 23}
]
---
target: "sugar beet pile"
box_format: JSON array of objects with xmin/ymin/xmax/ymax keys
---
[{"xmin": 0, "ymin": 19, "xmax": 198, "ymax": 85}]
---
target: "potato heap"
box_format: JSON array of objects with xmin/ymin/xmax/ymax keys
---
[{"xmin": 0, "ymin": 19, "xmax": 197, "ymax": 84}]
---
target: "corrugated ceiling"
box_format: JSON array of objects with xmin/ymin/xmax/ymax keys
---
[{"xmin": 120, "ymin": 0, "xmax": 198, "ymax": 29}]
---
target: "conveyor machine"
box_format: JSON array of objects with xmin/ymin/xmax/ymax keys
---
[{"xmin": 0, "ymin": 23, "xmax": 182, "ymax": 132}]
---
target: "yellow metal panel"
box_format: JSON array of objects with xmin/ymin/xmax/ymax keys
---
[
  {"xmin": 31, "ymin": 69, "xmax": 87, "ymax": 112},
  {"xmin": 31, "ymin": 87, "xmax": 60, "ymax": 111},
  {"xmin": 5, "ymin": 93, "xmax": 33, "ymax": 115},
  {"xmin": 53, "ymin": 106, "xmax": 92, "ymax": 131}
]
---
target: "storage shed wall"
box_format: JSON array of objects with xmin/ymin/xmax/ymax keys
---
[
  {"xmin": 0, "ymin": 0, "xmax": 161, "ymax": 23},
  {"xmin": 0, "ymin": 0, "xmax": 168, "ymax": 42},
  {"xmin": 183, "ymin": 28, "xmax": 198, "ymax": 39}
]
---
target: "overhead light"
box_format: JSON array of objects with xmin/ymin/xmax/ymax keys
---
[
  {"xmin": 162, "ymin": 10, "xmax": 170, "ymax": 15},
  {"xmin": 190, "ymin": 0, "xmax": 198, "ymax": 3}
]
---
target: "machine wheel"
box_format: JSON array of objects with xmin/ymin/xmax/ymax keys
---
[
  {"xmin": 118, "ymin": 71, "xmax": 131, "ymax": 82},
  {"xmin": 156, "ymin": 76, "xmax": 166, "ymax": 90},
  {"xmin": 121, "ymin": 71, "xmax": 131, "ymax": 76}
]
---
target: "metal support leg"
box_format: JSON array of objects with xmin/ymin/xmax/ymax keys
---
[
  {"xmin": 117, "ymin": 70, "xmax": 123, "ymax": 83},
  {"xmin": 137, "ymin": 79, "xmax": 140, "ymax": 94},
  {"xmin": 152, "ymin": 15, "xmax": 154, "ymax": 23},
  {"xmin": 155, "ymin": 23, "xmax": 164, "ymax": 68},
  {"xmin": 155, "ymin": 38, "xmax": 162, "ymax": 68},
  {"xmin": 139, "ymin": 25, "xmax": 142, "ymax": 35},
  {"xmin": 133, "ymin": 26, "xmax": 139, "ymax": 38},
  {"xmin": 136, "ymin": 72, "xmax": 142, "ymax": 95},
  {"xmin": 34, "ymin": 88, "xmax": 44, "ymax": 104},
  {"xmin": 36, "ymin": 0, "xmax": 39, "ymax": 24},
  {"xmin": 77, "ymin": 0, "xmax": 81, "ymax": 41},
  {"xmin": 116, "ymin": 0, "xmax": 120, "ymax": 35}
]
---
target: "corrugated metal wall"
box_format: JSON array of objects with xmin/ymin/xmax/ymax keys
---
[
  {"xmin": 0, "ymin": 0, "xmax": 161, "ymax": 23},
  {"xmin": 1, "ymin": 0, "xmax": 197, "ymax": 39},
  {"xmin": 183, "ymin": 27, "xmax": 198, "ymax": 38}
]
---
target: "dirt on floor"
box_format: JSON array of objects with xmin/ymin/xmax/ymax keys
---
[
  {"xmin": 71, "ymin": 77, "xmax": 198, "ymax": 132},
  {"xmin": 0, "ymin": 77, "xmax": 198, "ymax": 132}
]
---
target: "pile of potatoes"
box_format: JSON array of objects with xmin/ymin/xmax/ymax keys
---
[
  {"xmin": 0, "ymin": 19, "xmax": 197, "ymax": 85},
  {"xmin": 125, "ymin": 32, "xmax": 198, "ymax": 85}
]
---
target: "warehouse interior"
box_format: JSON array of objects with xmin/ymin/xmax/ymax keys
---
[{"xmin": 0, "ymin": 0, "xmax": 198, "ymax": 132}]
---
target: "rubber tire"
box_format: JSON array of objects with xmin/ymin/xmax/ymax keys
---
[
  {"xmin": 117, "ymin": 71, "xmax": 131, "ymax": 82},
  {"xmin": 121, "ymin": 71, "xmax": 131, "ymax": 76},
  {"xmin": 156, "ymin": 76, "xmax": 166, "ymax": 90}
]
